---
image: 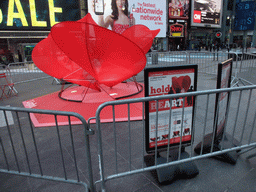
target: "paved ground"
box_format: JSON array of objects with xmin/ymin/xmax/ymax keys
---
[{"xmin": 1, "ymin": 70, "xmax": 256, "ymax": 192}]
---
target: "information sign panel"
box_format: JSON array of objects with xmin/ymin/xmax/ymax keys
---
[{"xmin": 145, "ymin": 65, "xmax": 198, "ymax": 153}]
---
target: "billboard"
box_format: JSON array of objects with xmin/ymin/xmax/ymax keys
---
[
  {"xmin": 0, "ymin": 0, "xmax": 80, "ymax": 31},
  {"xmin": 144, "ymin": 65, "xmax": 198, "ymax": 153},
  {"xmin": 234, "ymin": 0, "xmax": 256, "ymax": 31},
  {"xmin": 168, "ymin": 0, "xmax": 190, "ymax": 20},
  {"xmin": 88, "ymin": 0, "xmax": 166, "ymax": 37},
  {"xmin": 191, "ymin": 0, "xmax": 222, "ymax": 28}
]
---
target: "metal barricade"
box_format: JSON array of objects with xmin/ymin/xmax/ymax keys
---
[
  {"xmin": 146, "ymin": 51, "xmax": 188, "ymax": 66},
  {"xmin": 95, "ymin": 85, "xmax": 256, "ymax": 191},
  {"xmin": 6, "ymin": 61, "xmax": 50, "ymax": 84},
  {"xmin": 0, "ymin": 106, "xmax": 95, "ymax": 192},
  {"xmin": 145, "ymin": 51, "xmax": 256, "ymax": 86},
  {"xmin": 146, "ymin": 51, "xmax": 238, "ymax": 76},
  {"xmin": 232, "ymin": 53, "xmax": 256, "ymax": 86},
  {"xmin": 187, "ymin": 51, "xmax": 230, "ymax": 75}
]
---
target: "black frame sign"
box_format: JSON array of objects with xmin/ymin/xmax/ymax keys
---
[
  {"xmin": 214, "ymin": 58, "xmax": 233, "ymax": 142},
  {"xmin": 145, "ymin": 65, "xmax": 198, "ymax": 153}
]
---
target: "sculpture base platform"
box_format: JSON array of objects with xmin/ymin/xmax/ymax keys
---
[{"xmin": 22, "ymin": 83, "xmax": 144, "ymax": 127}]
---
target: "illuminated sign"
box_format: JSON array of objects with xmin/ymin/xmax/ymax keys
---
[
  {"xmin": 88, "ymin": 0, "xmax": 166, "ymax": 37},
  {"xmin": 168, "ymin": 0, "xmax": 190, "ymax": 20},
  {"xmin": 0, "ymin": 0, "xmax": 80, "ymax": 31},
  {"xmin": 234, "ymin": 0, "xmax": 256, "ymax": 31},
  {"xmin": 170, "ymin": 23, "xmax": 184, "ymax": 37},
  {"xmin": 191, "ymin": 0, "xmax": 223, "ymax": 28}
]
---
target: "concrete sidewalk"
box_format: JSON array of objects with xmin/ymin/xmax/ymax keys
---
[{"xmin": 0, "ymin": 72, "xmax": 256, "ymax": 192}]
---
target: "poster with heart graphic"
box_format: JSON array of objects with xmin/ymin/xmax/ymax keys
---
[{"xmin": 144, "ymin": 65, "xmax": 198, "ymax": 153}]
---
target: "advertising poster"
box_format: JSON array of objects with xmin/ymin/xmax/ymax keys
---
[
  {"xmin": 168, "ymin": 0, "xmax": 190, "ymax": 20},
  {"xmin": 88, "ymin": 0, "xmax": 166, "ymax": 37},
  {"xmin": 191, "ymin": 0, "xmax": 222, "ymax": 28},
  {"xmin": 0, "ymin": 0, "xmax": 80, "ymax": 31},
  {"xmin": 145, "ymin": 65, "xmax": 198, "ymax": 153},
  {"xmin": 214, "ymin": 58, "xmax": 233, "ymax": 141}
]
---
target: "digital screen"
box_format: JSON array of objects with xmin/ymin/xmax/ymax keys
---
[
  {"xmin": 191, "ymin": 0, "xmax": 222, "ymax": 28},
  {"xmin": 168, "ymin": 0, "xmax": 190, "ymax": 20},
  {"xmin": 0, "ymin": 0, "xmax": 80, "ymax": 31},
  {"xmin": 234, "ymin": 0, "xmax": 256, "ymax": 31}
]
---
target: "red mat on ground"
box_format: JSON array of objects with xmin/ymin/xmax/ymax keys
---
[{"xmin": 22, "ymin": 83, "xmax": 144, "ymax": 127}]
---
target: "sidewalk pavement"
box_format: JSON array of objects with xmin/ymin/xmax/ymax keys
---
[{"xmin": 0, "ymin": 71, "xmax": 256, "ymax": 192}]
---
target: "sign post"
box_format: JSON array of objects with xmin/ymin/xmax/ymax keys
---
[
  {"xmin": 144, "ymin": 65, "xmax": 199, "ymax": 183},
  {"xmin": 194, "ymin": 58, "xmax": 239, "ymax": 164}
]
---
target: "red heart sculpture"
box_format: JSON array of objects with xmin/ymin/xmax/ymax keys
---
[
  {"xmin": 32, "ymin": 13, "xmax": 159, "ymax": 88},
  {"xmin": 32, "ymin": 13, "xmax": 159, "ymax": 90}
]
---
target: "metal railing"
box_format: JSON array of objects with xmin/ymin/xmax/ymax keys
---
[
  {"xmin": 232, "ymin": 53, "xmax": 256, "ymax": 86},
  {"xmin": 0, "ymin": 106, "xmax": 95, "ymax": 192},
  {"xmin": 146, "ymin": 51, "xmax": 256, "ymax": 85},
  {"xmin": 95, "ymin": 85, "xmax": 256, "ymax": 191},
  {"xmin": 1, "ymin": 52, "xmax": 255, "ymax": 87},
  {"xmin": 5, "ymin": 61, "xmax": 50, "ymax": 84}
]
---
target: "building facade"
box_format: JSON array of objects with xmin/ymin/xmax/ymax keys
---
[
  {"xmin": 0, "ymin": 0, "xmax": 255, "ymax": 63},
  {"xmin": 168, "ymin": 0, "xmax": 256, "ymax": 51}
]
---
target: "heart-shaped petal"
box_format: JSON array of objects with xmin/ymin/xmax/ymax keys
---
[
  {"xmin": 122, "ymin": 25, "xmax": 160, "ymax": 54},
  {"xmin": 32, "ymin": 33, "xmax": 100, "ymax": 91},
  {"xmin": 33, "ymin": 13, "xmax": 160, "ymax": 88}
]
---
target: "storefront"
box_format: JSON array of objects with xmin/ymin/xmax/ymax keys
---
[
  {"xmin": 169, "ymin": 21, "xmax": 187, "ymax": 51},
  {"xmin": 0, "ymin": 32, "xmax": 49, "ymax": 63},
  {"xmin": 188, "ymin": 28, "xmax": 219, "ymax": 50}
]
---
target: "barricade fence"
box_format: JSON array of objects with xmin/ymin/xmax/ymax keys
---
[
  {"xmin": 1, "ymin": 85, "xmax": 256, "ymax": 191},
  {"xmin": 6, "ymin": 61, "xmax": 50, "ymax": 84},
  {"xmin": 1, "ymin": 52, "xmax": 254, "ymax": 88},
  {"xmin": 95, "ymin": 85, "xmax": 256, "ymax": 191},
  {"xmin": 234, "ymin": 53, "xmax": 256, "ymax": 86},
  {"xmin": 146, "ymin": 51, "xmax": 256, "ymax": 85},
  {"xmin": 0, "ymin": 106, "xmax": 95, "ymax": 192}
]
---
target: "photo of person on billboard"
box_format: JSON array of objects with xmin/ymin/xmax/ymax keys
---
[{"xmin": 93, "ymin": 0, "xmax": 135, "ymax": 34}]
